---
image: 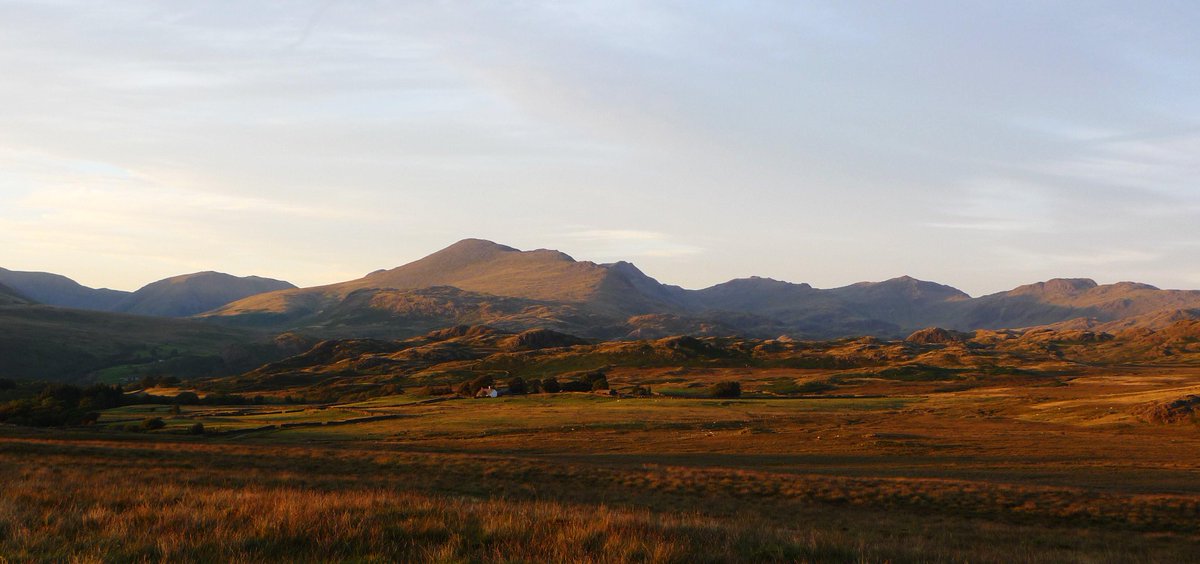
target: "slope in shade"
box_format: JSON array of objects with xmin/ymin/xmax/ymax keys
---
[
  {"xmin": 113, "ymin": 271, "xmax": 296, "ymax": 317},
  {"xmin": 0, "ymin": 281, "xmax": 32, "ymax": 305},
  {"xmin": 0, "ymin": 267, "xmax": 129, "ymax": 310},
  {"xmin": 0, "ymin": 305, "xmax": 304, "ymax": 382}
]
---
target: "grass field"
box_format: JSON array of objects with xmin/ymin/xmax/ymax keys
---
[{"xmin": 4, "ymin": 364, "xmax": 1200, "ymax": 562}]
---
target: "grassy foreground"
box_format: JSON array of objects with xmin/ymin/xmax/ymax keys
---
[
  {"xmin": 2, "ymin": 433, "xmax": 1194, "ymax": 563},
  {"xmin": 5, "ymin": 369, "xmax": 1200, "ymax": 563}
]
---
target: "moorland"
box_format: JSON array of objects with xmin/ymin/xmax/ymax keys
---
[
  {"xmin": 4, "ymin": 317, "xmax": 1200, "ymax": 562},
  {"xmin": 4, "ymin": 240, "xmax": 1200, "ymax": 561}
]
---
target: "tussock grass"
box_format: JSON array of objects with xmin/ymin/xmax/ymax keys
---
[
  {"xmin": 0, "ymin": 442, "xmax": 841, "ymax": 562},
  {"xmin": 1, "ymin": 434, "xmax": 1197, "ymax": 562}
]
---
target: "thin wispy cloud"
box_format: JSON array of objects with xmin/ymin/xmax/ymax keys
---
[{"xmin": 1, "ymin": 2, "xmax": 1199, "ymax": 294}]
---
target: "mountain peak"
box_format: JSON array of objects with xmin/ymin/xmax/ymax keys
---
[
  {"xmin": 1107, "ymin": 281, "xmax": 1160, "ymax": 292},
  {"xmin": 117, "ymin": 272, "xmax": 296, "ymax": 317},
  {"xmin": 345, "ymin": 240, "xmax": 620, "ymax": 305},
  {"xmin": 710, "ymin": 276, "xmax": 813, "ymax": 290},
  {"xmin": 159, "ymin": 271, "xmax": 233, "ymax": 284},
  {"xmin": 371, "ymin": 239, "xmax": 523, "ymax": 277},
  {"xmin": 0, "ymin": 267, "xmax": 131, "ymax": 310},
  {"xmin": 845, "ymin": 276, "xmax": 970, "ymax": 301},
  {"xmin": 442, "ymin": 238, "xmax": 519, "ymax": 255}
]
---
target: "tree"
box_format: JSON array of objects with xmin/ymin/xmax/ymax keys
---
[
  {"xmin": 581, "ymin": 371, "xmax": 607, "ymax": 385},
  {"xmin": 141, "ymin": 417, "xmax": 166, "ymax": 431},
  {"xmin": 710, "ymin": 381, "xmax": 741, "ymax": 398},
  {"xmin": 590, "ymin": 377, "xmax": 609, "ymax": 391},
  {"xmin": 174, "ymin": 391, "xmax": 200, "ymax": 405},
  {"xmin": 469, "ymin": 375, "xmax": 494, "ymax": 395},
  {"xmin": 507, "ymin": 377, "xmax": 527, "ymax": 395},
  {"xmin": 189, "ymin": 422, "xmax": 205, "ymax": 435},
  {"xmin": 542, "ymin": 377, "xmax": 560, "ymax": 393},
  {"xmin": 559, "ymin": 380, "xmax": 591, "ymax": 392}
]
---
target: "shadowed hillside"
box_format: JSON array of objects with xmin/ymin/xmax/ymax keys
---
[
  {"xmin": 0, "ymin": 304, "xmax": 301, "ymax": 382},
  {"xmin": 113, "ymin": 271, "xmax": 295, "ymax": 317},
  {"xmin": 0, "ymin": 267, "xmax": 129, "ymax": 310},
  {"xmin": 0, "ymin": 281, "xmax": 31, "ymax": 305}
]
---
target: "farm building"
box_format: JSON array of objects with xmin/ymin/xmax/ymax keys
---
[{"xmin": 475, "ymin": 386, "xmax": 510, "ymax": 398}]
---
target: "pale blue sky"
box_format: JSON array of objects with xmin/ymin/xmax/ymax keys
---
[{"xmin": 1, "ymin": 1, "xmax": 1198, "ymax": 295}]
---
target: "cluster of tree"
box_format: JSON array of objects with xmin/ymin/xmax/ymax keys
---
[
  {"xmin": 112, "ymin": 417, "xmax": 206, "ymax": 435},
  {"xmin": 137, "ymin": 391, "xmax": 264, "ymax": 406},
  {"xmin": 0, "ymin": 382, "xmax": 126, "ymax": 426},
  {"xmin": 0, "ymin": 379, "xmax": 262, "ymax": 428},
  {"xmin": 710, "ymin": 381, "xmax": 742, "ymax": 398}
]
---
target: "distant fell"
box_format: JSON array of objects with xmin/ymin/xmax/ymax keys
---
[
  {"xmin": 206, "ymin": 238, "xmax": 688, "ymax": 332},
  {"xmin": 957, "ymin": 279, "xmax": 1200, "ymax": 330},
  {"xmin": 162, "ymin": 239, "xmax": 1200, "ymax": 339},
  {"xmin": 0, "ymin": 267, "xmax": 129, "ymax": 310},
  {"xmin": 0, "ymin": 267, "xmax": 295, "ymax": 318},
  {"xmin": 114, "ymin": 271, "xmax": 296, "ymax": 317}
]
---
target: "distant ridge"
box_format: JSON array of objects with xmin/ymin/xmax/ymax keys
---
[
  {"xmin": 113, "ymin": 271, "xmax": 296, "ymax": 317},
  {"xmin": 0, "ymin": 267, "xmax": 129, "ymax": 310},
  {"xmin": 201, "ymin": 239, "xmax": 1200, "ymax": 339},
  {"xmin": 0, "ymin": 268, "xmax": 294, "ymax": 318}
]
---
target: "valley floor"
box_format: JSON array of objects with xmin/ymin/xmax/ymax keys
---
[{"xmin": 3, "ymin": 367, "xmax": 1200, "ymax": 562}]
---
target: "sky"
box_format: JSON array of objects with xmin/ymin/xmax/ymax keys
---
[{"xmin": 1, "ymin": 1, "xmax": 1198, "ymax": 296}]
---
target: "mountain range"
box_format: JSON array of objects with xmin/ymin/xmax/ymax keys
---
[
  {"xmin": 0, "ymin": 268, "xmax": 295, "ymax": 317},
  {"xmin": 5, "ymin": 238, "xmax": 1200, "ymax": 342},
  {"xmin": 196, "ymin": 239, "xmax": 1200, "ymax": 339},
  {"xmin": 6, "ymin": 238, "xmax": 1200, "ymax": 382}
]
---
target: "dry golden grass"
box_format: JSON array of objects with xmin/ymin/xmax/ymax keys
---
[
  {"xmin": 7, "ymin": 364, "xmax": 1200, "ymax": 562},
  {"xmin": 1, "ymin": 424, "xmax": 1198, "ymax": 563},
  {"xmin": 0, "ymin": 436, "xmax": 855, "ymax": 563}
]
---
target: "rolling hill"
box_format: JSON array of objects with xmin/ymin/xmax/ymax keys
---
[
  {"xmin": 0, "ymin": 268, "xmax": 294, "ymax": 318},
  {"xmin": 112, "ymin": 271, "xmax": 296, "ymax": 317},
  {"xmin": 202, "ymin": 239, "xmax": 1200, "ymax": 340},
  {"xmin": 0, "ymin": 302, "xmax": 305, "ymax": 382},
  {"xmin": 0, "ymin": 267, "xmax": 129, "ymax": 310}
]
